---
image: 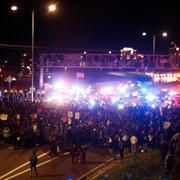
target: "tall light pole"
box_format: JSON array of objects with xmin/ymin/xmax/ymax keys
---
[
  {"xmin": 11, "ymin": 3, "xmax": 57, "ymax": 102},
  {"xmin": 142, "ymin": 32, "xmax": 168, "ymax": 67},
  {"xmin": 152, "ymin": 34, "xmax": 156, "ymax": 63},
  {"xmin": 32, "ymin": 9, "xmax": 35, "ymax": 102}
]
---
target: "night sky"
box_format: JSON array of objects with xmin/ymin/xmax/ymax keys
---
[{"xmin": 0, "ymin": 0, "xmax": 180, "ymax": 69}]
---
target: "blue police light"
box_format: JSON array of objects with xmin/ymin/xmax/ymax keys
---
[
  {"xmin": 151, "ymin": 104, "xmax": 156, "ymax": 108},
  {"xmin": 88, "ymin": 99, "xmax": 96, "ymax": 109}
]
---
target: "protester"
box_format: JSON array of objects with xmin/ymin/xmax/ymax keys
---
[
  {"xmin": 71, "ymin": 144, "xmax": 77, "ymax": 164},
  {"xmin": 112, "ymin": 135, "xmax": 119, "ymax": 159},
  {"xmin": 165, "ymin": 152, "xmax": 174, "ymax": 174},
  {"xmin": 160, "ymin": 139, "xmax": 168, "ymax": 161},
  {"xmin": 130, "ymin": 135, "xmax": 138, "ymax": 153},
  {"xmin": 80, "ymin": 144, "xmax": 87, "ymax": 163},
  {"xmin": 0, "ymin": 93, "xmax": 179, "ymax": 173},
  {"xmin": 30, "ymin": 151, "xmax": 38, "ymax": 177},
  {"xmin": 119, "ymin": 138, "xmax": 124, "ymax": 160}
]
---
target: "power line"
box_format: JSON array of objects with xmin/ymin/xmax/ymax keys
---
[{"xmin": 0, "ymin": 43, "xmax": 120, "ymax": 52}]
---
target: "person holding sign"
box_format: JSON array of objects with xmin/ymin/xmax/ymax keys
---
[{"xmin": 3, "ymin": 126, "xmax": 11, "ymax": 143}]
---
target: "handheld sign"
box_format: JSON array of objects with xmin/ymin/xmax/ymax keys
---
[
  {"xmin": 75, "ymin": 112, "xmax": 80, "ymax": 120},
  {"xmin": 0, "ymin": 114, "xmax": 8, "ymax": 121}
]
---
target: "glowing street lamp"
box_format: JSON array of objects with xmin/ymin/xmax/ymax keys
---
[
  {"xmin": 142, "ymin": 32, "xmax": 147, "ymax": 36},
  {"xmin": 162, "ymin": 32, "xmax": 168, "ymax": 37},
  {"xmin": 142, "ymin": 32, "xmax": 168, "ymax": 65},
  {"xmin": 10, "ymin": 3, "xmax": 58, "ymax": 101},
  {"xmin": 108, "ymin": 51, "xmax": 112, "ymax": 54},
  {"xmin": 48, "ymin": 4, "xmax": 57, "ymax": 12},
  {"xmin": 11, "ymin": 5, "xmax": 18, "ymax": 11}
]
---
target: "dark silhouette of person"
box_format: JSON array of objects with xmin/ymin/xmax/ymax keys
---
[{"xmin": 30, "ymin": 151, "xmax": 38, "ymax": 177}]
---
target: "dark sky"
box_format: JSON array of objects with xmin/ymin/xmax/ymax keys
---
[{"xmin": 0, "ymin": 0, "xmax": 180, "ymax": 53}]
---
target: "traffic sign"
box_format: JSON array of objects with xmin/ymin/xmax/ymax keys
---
[{"xmin": 5, "ymin": 76, "xmax": 13, "ymax": 83}]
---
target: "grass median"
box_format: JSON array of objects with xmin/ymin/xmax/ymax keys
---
[{"xmin": 96, "ymin": 150, "xmax": 180, "ymax": 180}]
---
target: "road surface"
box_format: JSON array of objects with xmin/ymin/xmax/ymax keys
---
[{"xmin": 0, "ymin": 143, "xmax": 112, "ymax": 180}]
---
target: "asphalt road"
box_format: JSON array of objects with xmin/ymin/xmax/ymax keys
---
[{"xmin": 0, "ymin": 143, "xmax": 112, "ymax": 180}]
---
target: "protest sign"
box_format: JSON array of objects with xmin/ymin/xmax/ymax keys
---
[
  {"xmin": 0, "ymin": 114, "xmax": 8, "ymax": 121},
  {"xmin": 75, "ymin": 112, "xmax": 80, "ymax": 120}
]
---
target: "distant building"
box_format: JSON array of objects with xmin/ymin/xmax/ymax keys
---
[
  {"xmin": 20, "ymin": 52, "xmax": 32, "ymax": 76},
  {"xmin": 169, "ymin": 42, "xmax": 180, "ymax": 68}
]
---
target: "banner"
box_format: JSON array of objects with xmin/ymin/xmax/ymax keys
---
[
  {"xmin": 76, "ymin": 72, "xmax": 85, "ymax": 78},
  {"xmin": 0, "ymin": 114, "xmax": 8, "ymax": 121}
]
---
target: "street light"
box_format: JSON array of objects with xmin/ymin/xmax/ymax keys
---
[
  {"xmin": 162, "ymin": 32, "xmax": 168, "ymax": 37},
  {"xmin": 11, "ymin": 5, "xmax": 18, "ymax": 11},
  {"xmin": 142, "ymin": 32, "xmax": 168, "ymax": 66},
  {"xmin": 48, "ymin": 4, "xmax": 57, "ymax": 12},
  {"xmin": 142, "ymin": 32, "xmax": 147, "ymax": 36},
  {"xmin": 10, "ymin": 3, "xmax": 57, "ymax": 102}
]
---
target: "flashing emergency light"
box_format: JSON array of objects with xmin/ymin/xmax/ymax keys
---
[
  {"xmin": 53, "ymin": 81, "xmax": 64, "ymax": 91},
  {"xmin": 145, "ymin": 94, "xmax": 157, "ymax": 101},
  {"xmin": 141, "ymin": 88, "xmax": 147, "ymax": 92},
  {"xmin": 151, "ymin": 104, "xmax": 156, "ymax": 108}
]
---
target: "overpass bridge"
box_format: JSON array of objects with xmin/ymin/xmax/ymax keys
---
[{"xmin": 39, "ymin": 53, "xmax": 180, "ymax": 88}]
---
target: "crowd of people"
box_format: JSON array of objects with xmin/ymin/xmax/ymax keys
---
[{"xmin": 0, "ymin": 94, "xmax": 180, "ymax": 173}]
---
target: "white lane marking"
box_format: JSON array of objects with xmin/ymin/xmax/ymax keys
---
[
  {"xmin": 0, "ymin": 151, "xmax": 50, "ymax": 180},
  {"xmin": 4, "ymin": 152, "xmax": 69, "ymax": 180},
  {"xmin": 90, "ymin": 159, "xmax": 121, "ymax": 179},
  {"xmin": 76, "ymin": 155, "xmax": 120, "ymax": 180},
  {"xmin": 77, "ymin": 153, "xmax": 133, "ymax": 180},
  {"xmin": 4, "ymin": 157, "xmax": 58, "ymax": 180}
]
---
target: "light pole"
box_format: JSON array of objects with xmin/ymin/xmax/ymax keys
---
[
  {"xmin": 32, "ymin": 9, "xmax": 35, "ymax": 102},
  {"xmin": 142, "ymin": 32, "xmax": 168, "ymax": 67},
  {"xmin": 108, "ymin": 51, "xmax": 112, "ymax": 62},
  {"xmin": 11, "ymin": 3, "xmax": 57, "ymax": 101}
]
